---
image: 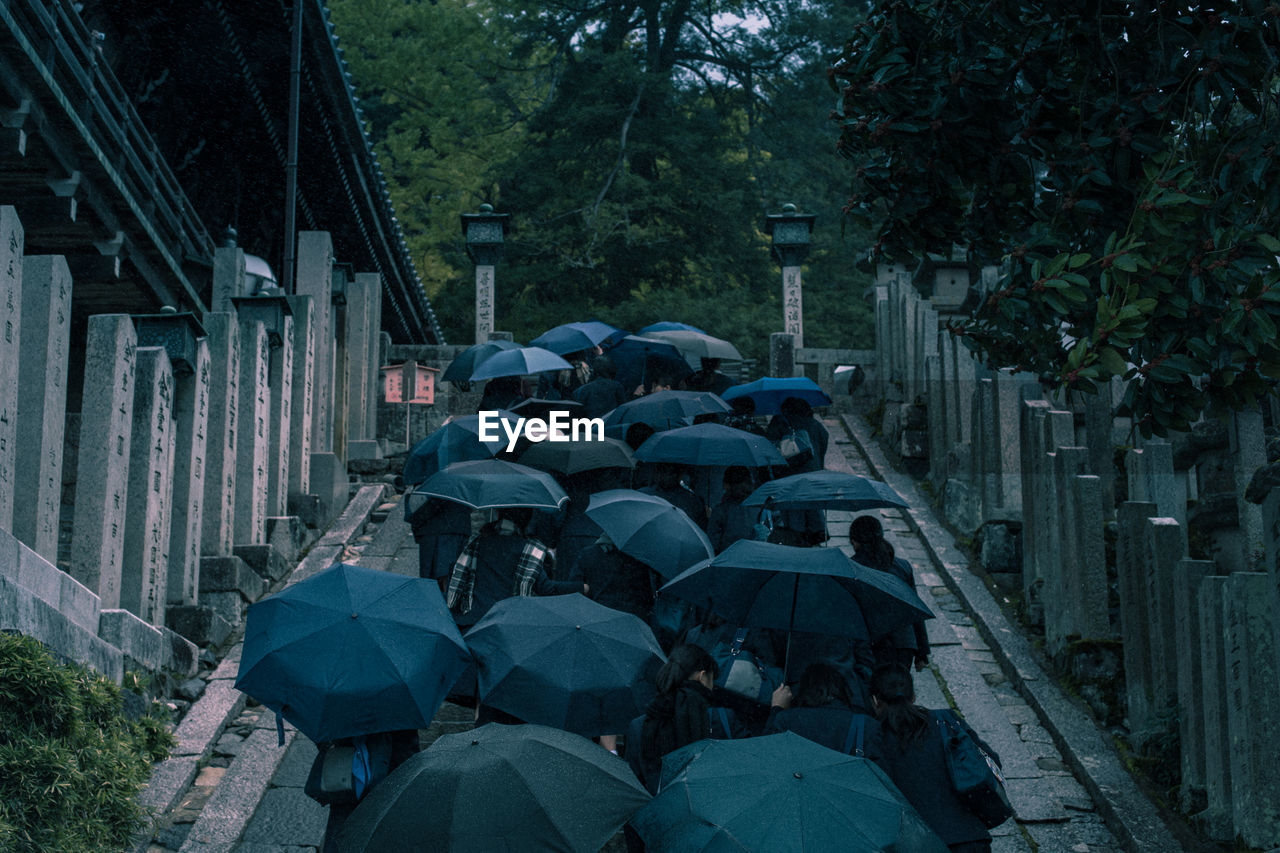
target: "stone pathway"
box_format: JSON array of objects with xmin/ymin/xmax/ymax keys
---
[{"xmin": 135, "ymin": 413, "xmax": 1169, "ymax": 852}]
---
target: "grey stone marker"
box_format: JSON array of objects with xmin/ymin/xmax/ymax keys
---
[
  {"xmin": 1070, "ymin": 473, "xmax": 1109, "ymax": 638},
  {"xmin": 1130, "ymin": 440, "xmax": 1184, "ymax": 527},
  {"xmin": 365, "ymin": 277, "xmax": 382, "ymax": 447},
  {"xmin": 1082, "ymin": 390, "xmax": 1115, "ymax": 508},
  {"xmin": 344, "ymin": 273, "xmax": 376, "ymax": 441},
  {"xmin": 872, "ymin": 285, "xmax": 889, "ymax": 397},
  {"xmin": 0, "ymin": 206, "xmax": 21, "ymax": 533},
  {"xmin": 1231, "ymin": 406, "xmax": 1266, "ymax": 569},
  {"xmin": 331, "ymin": 267, "xmax": 351, "ymax": 464},
  {"xmin": 295, "ymin": 232, "xmax": 334, "ymax": 453},
  {"xmin": 121, "ymin": 348, "xmax": 175, "ymax": 624},
  {"xmin": 1044, "ymin": 446, "xmax": 1089, "ymax": 649},
  {"xmin": 286, "ymin": 294, "xmax": 314, "ymax": 498},
  {"xmin": 234, "ymin": 320, "xmax": 270, "ymax": 545},
  {"xmin": 200, "ymin": 314, "xmax": 239, "ymax": 556},
  {"xmin": 211, "ymin": 246, "xmax": 246, "ymax": 313},
  {"xmin": 1222, "ymin": 571, "xmax": 1280, "ymax": 848},
  {"xmin": 1116, "ymin": 501, "xmax": 1160, "ymax": 739},
  {"xmin": 1172, "ymin": 557, "xmax": 1214, "ymax": 810},
  {"xmin": 770, "ymin": 332, "xmax": 795, "ymax": 379},
  {"xmin": 13, "ymin": 255, "xmax": 71, "ymax": 561},
  {"xmin": 70, "ymin": 315, "xmax": 137, "ymax": 607},
  {"xmin": 1197, "ymin": 574, "xmax": 1233, "ymax": 839},
  {"xmin": 925, "ymin": 354, "xmax": 946, "ymax": 484},
  {"xmin": 266, "ymin": 316, "xmax": 295, "ymax": 517},
  {"xmin": 1265, "ymin": 489, "xmax": 1280, "ymax": 692},
  {"xmin": 1144, "ymin": 517, "xmax": 1185, "ymax": 715},
  {"xmin": 167, "ymin": 338, "xmax": 210, "ymax": 606}
]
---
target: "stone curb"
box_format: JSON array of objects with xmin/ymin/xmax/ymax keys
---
[
  {"xmin": 838, "ymin": 412, "xmax": 1185, "ymax": 853},
  {"xmin": 133, "ymin": 484, "xmax": 388, "ymax": 851}
]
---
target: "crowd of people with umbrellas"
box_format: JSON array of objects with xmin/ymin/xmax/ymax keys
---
[{"xmin": 234, "ymin": 319, "xmax": 1010, "ymax": 852}]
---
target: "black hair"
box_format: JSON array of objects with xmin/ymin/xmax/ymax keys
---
[
  {"xmin": 793, "ymin": 662, "xmax": 855, "ymax": 710},
  {"xmin": 723, "ymin": 465, "xmax": 751, "ymax": 486},
  {"xmin": 625, "ymin": 422, "xmax": 656, "ymax": 451},
  {"xmin": 591, "ymin": 354, "xmax": 617, "ymax": 378},
  {"xmin": 849, "ymin": 515, "xmax": 894, "ymax": 570},
  {"xmin": 498, "ymin": 507, "xmax": 533, "ymax": 530},
  {"xmin": 870, "ymin": 663, "xmax": 929, "ymax": 745},
  {"xmin": 780, "ymin": 396, "xmax": 812, "ymax": 418},
  {"xmin": 655, "ymin": 644, "xmax": 718, "ymax": 695}
]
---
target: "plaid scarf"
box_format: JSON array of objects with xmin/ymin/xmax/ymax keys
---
[{"xmin": 446, "ymin": 520, "xmax": 549, "ymax": 615}]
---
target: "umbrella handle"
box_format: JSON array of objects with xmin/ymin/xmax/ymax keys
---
[{"xmin": 784, "ymin": 574, "xmax": 800, "ymax": 682}]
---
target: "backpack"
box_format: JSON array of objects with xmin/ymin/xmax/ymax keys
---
[
  {"xmin": 713, "ymin": 628, "xmax": 783, "ymax": 705},
  {"xmin": 935, "ymin": 710, "xmax": 1014, "ymax": 828},
  {"xmin": 774, "ymin": 418, "xmax": 815, "ymax": 467},
  {"xmin": 304, "ymin": 735, "xmax": 394, "ymax": 806}
]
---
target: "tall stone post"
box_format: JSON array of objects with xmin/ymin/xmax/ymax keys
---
[
  {"xmin": 200, "ymin": 314, "xmax": 239, "ymax": 556},
  {"xmin": 167, "ymin": 338, "xmax": 210, "ymax": 606},
  {"xmin": 1197, "ymin": 574, "xmax": 1233, "ymax": 839},
  {"xmin": 474, "ymin": 264, "xmax": 494, "ymax": 345},
  {"xmin": 765, "ymin": 205, "xmax": 816, "ymax": 355},
  {"xmin": 1231, "ymin": 406, "xmax": 1266, "ymax": 568},
  {"xmin": 1116, "ymin": 501, "xmax": 1160, "ymax": 739},
  {"xmin": 1172, "ymin": 557, "xmax": 1215, "ymax": 810},
  {"xmin": 0, "ymin": 206, "xmax": 22, "ymax": 533},
  {"xmin": 770, "ymin": 333, "xmax": 796, "ymax": 379},
  {"xmin": 212, "ymin": 246, "xmax": 246, "ymax": 313},
  {"xmin": 121, "ymin": 348, "xmax": 175, "ymax": 624},
  {"xmin": 70, "ymin": 315, "xmax": 136, "ymax": 606},
  {"xmin": 286, "ymin": 295, "xmax": 314, "ymax": 499},
  {"xmin": 295, "ymin": 232, "xmax": 334, "ymax": 453},
  {"xmin": 266, "ymin": 317, "xmax": 294, "ymax": 518},
  {"xmin": 1145, "ymin": 517, "xmax": 1185, "ymax": 715},
  {"xmin": 331, "ymin": 270, "xmax": 350, "ymax": 465},
  {"xmin": 345, "ymin": 272, "xmax": 380, "ymax": 458},
  {"xmin": 234, "ymin": 320, "xmax": 270, "ymax": 545},
  {"xmin": 13, "ymin": 255, "xmax": 71, "ymax": 560},
  {"xmin": 365, "ymin": 279, "xmax": 382, "ymax": 447},
  {"xmin": 461, "ymin": 205, "xmax": 511, "ymax": 345}
]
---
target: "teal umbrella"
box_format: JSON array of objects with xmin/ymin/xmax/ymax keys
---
[
  {"xmin": 632, "ymin": 732, "xmax": 948, "ymax": 852},
  {"xmin": 634, "ymin": 422, "xmax": 786, "ymax": 468},
  {"xmin": 585, "ymin": 489, "xmax": 713, "ymax": 578},
  {"xmin": 721, "ymin": 376, "xmax": 833, "ymax": 416},
  {"xmin": 402, "ymin": 410, "xmax": 518, "ymax": 486},
  {"xmin": 602, "ymin": 390, "xmax": 731, "ymax": 433},
  {"xmin": 531, "ymin": 320, "xmax": 627, "ymax": 355},
  {"xmin": 441, "ymin": 340, "xmax": 522, "ymax": 384},
  {"xmin": 413, "ymin": 459, "xmax": 569, "ymax": 511},
  {"xmin": 742, "ymin": 470, "xmax": 908, "ymax": 511},
  {"xmin": 469, "ymin": 346, "xmax": 573, "ymax": 380},
  {"xmin": 234, "ymin": 563, "xmax": 470, "ymax": 743}
]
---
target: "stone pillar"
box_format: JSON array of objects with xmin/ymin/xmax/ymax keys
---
[
  {"xmin": 121, "ymin": 348, "xmax": 175, "ymax": 624},
  {"xmin": 1197, "ymin": 574, "xmax": 1232, "ymax": 838},
  {"xmin": 925, "ymin": 354, "xmax": 946, "ymax": 484},
  {"xmin": 1223, "ymin": 572, "xmax": 1280, "ymax": 848},
  {"xmin": 1265, "ymin": 490, "xmax": 1280, "ymax": 690},
  {"xmin": 200, "ymin": 314, "xmax": 239, "ymax": 556},
  {"xmin": 0, "ymin": 206, "xmax": 21, "ymax": 533},
  {"xmin": 1082, "ymin": 389, "xmax": 1116, "ymax": 509},
  {"xmin": 331, "ymin": 274, "xmax": 350, "ymax": 465},
  {"xmin": 265, "ymin": 316, "xmax": 294, "ymax": 518},
  {"xmin": 70, "ymin": 315, "xmax": 136, "ymax": 606},
  {"xmin": 167, "ymin": 338, "xmax": 210, "ymax": 607},
  {"xmin": 366, "ymin": 279, "xmax": 382, "ymax": 446},
  {"xmin": 234, "ymin": 320, "xmax": 270, "ymax": 545},
  {"xmin": 901, "ymin": 286, "xmax": 918, "ymax": 402},
  {"xmin": 345, "ymin": 273, "xmax": 379, "ymax": 451},
  {"xmin": 1070, "ymin": 473, "xmax": 1109, "ymax": 638},
  {"xmin": 286, "ymin": 295, "xmax": 314, "ymax": 498},
  {"xmin": 1231, "ymin": 406, "xmax": 1266, "ymax": 569},
  {"xmin": 770, "ymin": 333, "xmax": 795, "ymax": 379},
  {"xmin": 1116, "ymin": 501, "xmax": 1160, "ymax": 738},
  {"xmin": 1045, "ymin": 446, "xmax": 1089, "ymax": 649},
  {"xmin": 872, "ymin": 284, "xmax": 889, "ymax": 397},
  {"xmin": 211, "ymin": 246, "xmax": 245, "ymax": 313},
  {"xmin": 13, "ymin": 255, "xmax": 71, "ymax": 560},
  {"xmin": 1145, "ymin": 517, "xmax": 1185, "ymax": 716},
  {"xmin": 474, "ymin": 264, "xmax": 494, "ymax": 345},
  {"xmin": 295, "ymin": 232, "xmax": 334, "ymax": 452},
  {"xmin": 1129, "ymin": 440, "xmax": 1184, "ymax": 527},
  {"xmin": 992, "ymin": 370, "xmax": 1038, "ymax": 514},
  {"xmin": 782, "ymin": 264, "xmax": 803, "ymax": 350},
  {"xmin": 1172, "ymin": 558, "xmax": 1215, "ymax": 810}
]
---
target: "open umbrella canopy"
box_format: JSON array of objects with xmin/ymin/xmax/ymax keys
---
[
  {"xmin": 635, "ymin": 422, "xmax": 786, "ymax": 469},
  {"xmin": 441, "ymin": 340, "xmax": 523, "ymax": 384},
  {"xmin": 586, "ymin": 489, "xmax": 714, "ymax": 578},
  {"xmin": 414, "ymin": 459, "xmax": 569, "ymax": 511},
  {"xmin": 531, "ymin": 320, "xmax": 627, "ymax": 355},
  {"xmin": 337, "ymin": 723, "xmax": 651, "ymax": 853},
  {"xmin": 469, "ymin": 346, "xmax": 573, "ymax": 381},
  {"xmin": 605, "ymin": 335, "xmax": 694, "ymax": 392},
  {"xmin": 234, "ymin": 563, "xmax": 470, "ymax": 743},
  {"xmin": 465, "ymin": 594, "xmax": 666, "ymax": 736},
  {"xmin": 743, "ymin": 470, "xmax": 909, "ymax": 511},
  {"xmin": 631, "ymin": 732, "xmax": 948, "ymax": 853},
  {"xmin": 602, "ymin": 390, "xmax": 731, "ymax": 434},
  {"xmin": 644, "ymin": 330, "xmax": 742, "ymax": 368},
  {"xmin": 637, "ymin": 321, "xmax": 707, "ymax": 335},
  {"xmin": 402, "ymin": 411, "xmax": 518, "ymax": 486},
  {"xmin": 519, "ymin": 436, "xmax": 635, "ymax": 476},
  {"xmin": 509, "ymin": 397, "xmax": 585, "ymax": 421},
  {"xmin": 721, "ymin": 376, "xmax": 833, "ymax": 416}
]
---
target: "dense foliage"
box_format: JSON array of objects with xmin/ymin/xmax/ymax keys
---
[
  {"xmin": 330, "ymin": 0, "xmax": 876, "ymax": 365},
  {"xmin": 832, "ymin": 0, "xmax": 1280, "ymax": 434},
  {"xmin": 0, "ymin": 633, "xmax": 174, "ymax": 851}
]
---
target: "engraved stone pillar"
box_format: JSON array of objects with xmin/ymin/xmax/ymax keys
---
[
  {"xmin": 200, "ymin": 314, "xmax": 239, "ymax": 556},
  {"xmin": 121, "ymin": 348, "xmax": 175, "ymax": 623},
  {"xmin": 0, "ymin": 206, "xmax": 22, "ymax": 532},
  {"xmin": 234, "ymin": 320, "xmax": 270, "ymax": 545}
]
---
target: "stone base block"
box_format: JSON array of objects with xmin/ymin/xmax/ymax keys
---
[
  {"xmin": 201, "ymin": 591, "xmax": 246, "ymax": 630},
  {"xmin": 1, "ymin": 574, "xmax": 124, "ymax": 683},
  {"xmin": 287, "ymin": 493, "xmax": 322, "ymax": 528},
  {"xmin": 265, "ymin": 515, "xmax": 312, "ymax": 563},
  {"xmin": 161, "ymin": 626, "xmax": 200, "ymax": 678},
  {"xmin": 899, "ymin": 429, "xmax": 929, "ymax": 459},
  {"xmin": 166, "ymin": 605, "xmax": 234, "ymax": 649},
  {"xmin": 98, "ymin": 609, "xmax": 165, "ymax": 672},
  {"xmin": 347, "ymin": 440, "xmax": 382, "ymax": 461},
  {"xmin": 348, "ymin": 456, "xmax": 391, "ymax": 477},
  {"xmin": 233, "ymin": 544, "xmax": 290, "ymax": 583},
  {"xmin": 1, "ymin": 530, "xmax": 102, "ymax": 634},
  {"xmin": 311, "ymin": 452, "xmax": 351, "ymax": 527},
  {"xmin": 199, "ymin": 556, "xmax": 265, "ymax": 601}
]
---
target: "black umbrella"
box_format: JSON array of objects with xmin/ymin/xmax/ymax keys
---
[
  {"xmin": 413, "ymin": 459, "xmax": 569, "ymax": 511},
  {"xmin": 602, "ymin": 390, "xmax": 731, "ymax": 433},
  {"xmin": 465, "ymin": 593, "xmax": 666, "ymax": 736},
  {"xmin": 518, "ymin": 436, "xmax": 635, "ymax": 476},
  {"xmin": 634, "ymin": 422, "xmax": 786, "ymax": 468},
  {"xmin": 743, "ymin": 470, "xmax": 909, "ymax": 511},
  {"xmin": 585, "ymin": 489, "xmax": 713, "ymax": 578},
  {"xmin": 337, "ymin": 723, "xmax": 651, "ymax": 852},
  {"xmin": 442, "ymin": 340, "xmax": 523, "ymax": 384}
]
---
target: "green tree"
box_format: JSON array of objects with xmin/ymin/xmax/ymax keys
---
[{"xmin": 832, "ymin": 0, "xmax": 1280, "ymax": 434}]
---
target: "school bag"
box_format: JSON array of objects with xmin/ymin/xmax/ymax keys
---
[
  {"xmin": 712, "ymin": 628, "xmax": 783, "ymax": 705},
  {"xmin": 303, "ymin": 735, "xmax": 394, "ymax": 806},
  {"xmin": 774, "ymin": 417, "xmax": 815, "ymax": 467},
  {"xmin": 935, "ymin": 709, "xmax": 1014, "ymax": 828}
]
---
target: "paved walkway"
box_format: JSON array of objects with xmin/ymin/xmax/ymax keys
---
[{"xmin": 135, "ymin": 412, "xmax": 1175, "ymax": 852}]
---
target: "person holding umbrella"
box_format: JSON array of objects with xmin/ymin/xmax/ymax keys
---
[
  {"xmin": 707, "ymin": 466, "xmax": 761, "ymax": 553},
  {"xmin": 852, "ymin": 514, "xmax": 932, "ymax": 672},
  {"xmin": 445, "ymin": 507, "xmax": 587, "ymax": 630},
  {"xmin": 763, "ymin": 662, "xmax": 884, "ymax": 768},
  {"xmin": 684, "ymin": 357, "xmax": 734, "ymax": 395},
  {"xmin": 640, "ymin": 462, "xmax": 708, "ymax": 530},
  {"xmin": 572, "ymin": 532, "xmax": 657, "ymax": 623},
  {"xmin": 573, "ymin": 354, "xmax": 631, "ymax": 417}
]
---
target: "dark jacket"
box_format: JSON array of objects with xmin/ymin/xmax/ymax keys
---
[
  {"xmin": 624, "ymin": 682, "xmax": 743, "ymax": 794},
  {"xmin": 764, "ymin": 704, "xmax": 886, "ymax": 769},
  {"xmin": 707, "ymin": 497, "xmax": 758, "ymax": 553},
  {"xmin": 552, "ymin": 505, "xmax": 603, "ymax": 581},
  {"xmin": 448, "ymin": 525, "xmax": 579, "ymax": 628},
  {"xmin": 406, "ymin": 498, "xmax": 472, "ymax": 581},
  {"xmin": 856, "ymin": 550, "xmax": 931, "ymax": 666},
  {"xmin": 878, "ymin": 711, "xmax": 1000, "ymax": 846},
  {"xmin": 574, "ymin": 543, "xmax": 655, "ymax": 621},
  {"xmin": 573, "ymin": 377, "xmax": 629, "ymax": 418},
  {"xmin": 766, "ymin": 412, "xmax": 829, "ymax": 473}
]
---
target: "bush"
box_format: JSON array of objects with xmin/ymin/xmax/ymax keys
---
[{"xmin": 0, "ymin": 632, "xmax": 175, "ymax": 851}]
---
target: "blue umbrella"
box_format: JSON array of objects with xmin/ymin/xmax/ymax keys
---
[
  {"xmin": 469, "ymin": 346, "xmax": 573, "ymax": 381},
  {"xmin": 441, "ymin": 340, "xmax": 522, "ymax": 384},
  {"xmin": 605, "ymin": 335, "xmax": 694, "ymax": 392},
  {"xmin": 631, "ymin": 732, "xmax": 948, "ymax": 853},
  {"xmin": 530, "ymin": 320, "xmax": 627, "ymax": 355},
  {"xmin": 637, "ymin": 321, "xmax": 707, "ymax": 335},
  {"xmin": 742, "ymin": 470, "xmax": 909, "ymax": 511},
  {"xmin": 234, "ymin": 563, "xmax": 470, "ymax": 743},
  {"xmin": 402, "ymin": 410, "xmax": 519, "ymax": 486},
  {"xmin": 465, "ymin": 594, "xmax": 666, "ymax": 737},
  {"xmin": 721, "ymin": 376, "xmax": 833, "ymax": 416},
  {"xmin": 585, "ymin": 489, "xmax": 714, "ymax": 578},
  {"xmin": 634, "ymin": 422, "xmax": 786, "ymax": 468},
  {"xmin": 602, "ymin": 390, "xmax": 731, "ymax": 434},
  {"xmin": 414, "ymin": 458, "xmax": 569, "ymax": 511}
]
